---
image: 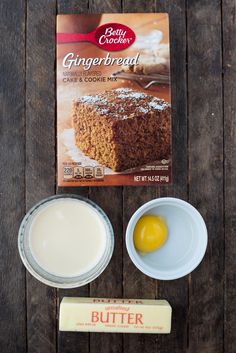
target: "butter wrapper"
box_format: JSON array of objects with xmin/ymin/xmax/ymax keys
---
[{"xmin": 59, "ymin": 297, "xmax": 172, "ymax": 334}]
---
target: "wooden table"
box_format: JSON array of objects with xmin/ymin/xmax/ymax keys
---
[{"xmin": 0, "ymin": 1, "xmax": 235, "ymax": 352}]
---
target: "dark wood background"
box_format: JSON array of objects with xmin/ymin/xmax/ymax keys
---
[{"xmin": 0, "ymin": 0, "xmax": 236, "ymax": 352}]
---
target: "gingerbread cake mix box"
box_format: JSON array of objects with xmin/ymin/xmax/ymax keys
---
[{"xmin": 57, "ymin": 13, "xmax": 172, "ymax": 186}]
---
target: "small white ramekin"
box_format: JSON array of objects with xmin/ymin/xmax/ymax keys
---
[
  {"xmin": 18, "ymin": 194, "xmax": 114, "ymax": 288},
  {"xmin": 126, "ymin": 197, "xmax": 208, "ymax": 280}
]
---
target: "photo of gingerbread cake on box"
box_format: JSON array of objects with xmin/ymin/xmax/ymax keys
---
[{"xmin": 72, "ymin": 88, "xmax": 171, "ymax": 172}]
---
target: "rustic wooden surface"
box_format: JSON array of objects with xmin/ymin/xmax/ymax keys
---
[{"xmin": 0, "ymin": 0, "xmax": 235, "ymax": 353}]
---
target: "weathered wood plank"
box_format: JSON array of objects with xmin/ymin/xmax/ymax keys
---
[
  {"xmin": 187, "ymin": 1, "xmax": 224, "ymax": 352},
  {"xmin": 57, "ymin": 187, "xmax": 88, "ymax": 197},
  {"xmin": 1, "ymin": 0, "xmax": 234, "ymax": 352},
  {"xmin": 56, "ymin": 2, "xmax": 91, "ymax": 353},
  {"xmin": 155, "ymin": 0, "xmax": 189, "ymax": 352},
  {"xmin": 156, "ymin": 0, "xmax": 188, "ymax": 196},
  {"xmin": 124, "ymin": 0, "xmax": 155, "ymax": 12},
  {"xmin": 89, "ymin": 0, "xmax": 121, "ymax": 12},
  {"xmin": 0, "ymin": 1, "xmax": 26, "ymax": 352},
  {"xmin": 222, "ymin": 1, "xmax": 236, "ymax": 352},
  {"xmin": 26, "ymin": 1, "xmax": 57, "ymax": 353},
  {"xmin": 57, "ymin": 0, "xmax": 89, "ymax": 13}
]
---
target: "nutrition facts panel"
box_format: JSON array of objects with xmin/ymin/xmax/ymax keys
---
[{"xmin": 63, "ymin": 165, "xmax": 104, "ymax": 180}]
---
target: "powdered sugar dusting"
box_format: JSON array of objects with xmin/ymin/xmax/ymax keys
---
[
  {"xmin": 79, "ymin": 95, "xmax": 107, "ymax": 105},
  {"xmin": 117, "ymin": 91, "xmax": 147, "ymax": 100},
  {"xmin": 138, "ymin": 106, "xmax": 149, "ymax": 114},
  {"xmin": 76, "ymin": 89, "xmax": 169, "ymax": 121},
  {"xmin": 115, "ymin": 88, "xmax": 132, "ymax": 93},
  {"xmin": 149, "ymin": 99, "xmax": 167, "ymax": 110},
  {"xmin": 97, "ymin": 108, "xmax": 109, "ymax": 114}
]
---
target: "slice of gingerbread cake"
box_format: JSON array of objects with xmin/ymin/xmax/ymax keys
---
[{"xmin": 72, "ymin": 88, "xmax": 171, "ymax": 172}]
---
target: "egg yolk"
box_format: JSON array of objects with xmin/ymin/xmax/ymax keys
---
[{"xmin": 133, "ymin": 215, "xmax": 168, "ymax": 253}]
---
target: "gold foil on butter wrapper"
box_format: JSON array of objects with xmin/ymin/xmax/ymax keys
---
[{"xmin": 59, "ymin": 297, "xmax": 172, "ymax": 334}]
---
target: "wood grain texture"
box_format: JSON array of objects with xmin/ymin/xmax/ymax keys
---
[
  {"xmin": 124, "ymin": 0, "xmax": 155, "ymax": 12},
  {"xmin": 57, "ymin": 187, "xmax": 89, "ymax": 197},
  {"xmin": 26, "ymin": 1, "xmax": 57, "ymax": 353},
  {"xmin": 57, "ymin": 0, "xmax": 89, "ymax": 13},
  {"xmin": 0, "ymin": 1, "xmax": 26, "ymax": 352},
  {"xmin": 187, "ymin": 1, "xmax": 224, "ymax": 353},
  {"xmin": 89, "ymin": 0, "xmax": 121, "ymax": 12},
  {"xmin": 155, "ymin": 1, "xmax": 189, "ymax": 352},
  {"xmin": 1, "ymin": 0, "xmax": 235, "ymax": 352},
  {"xmin": 56, "ymin": 2, "xmax": 91, "ymax": 353},
  {"xmin": 222, "ymin": 1, "xmax": 236, "ymax": 352}
]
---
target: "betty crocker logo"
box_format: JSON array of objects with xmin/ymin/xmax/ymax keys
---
[
  {"xmin": 57, "ymin": 23, "xmax": 136, "ymax": 51},
  {"xmin": 94, "ymin": 23, "xmax": 136, "ymax": 50}
]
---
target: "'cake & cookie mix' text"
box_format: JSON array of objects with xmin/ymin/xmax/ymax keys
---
[{"xmin": 57, "ymin": 13, "xmax": 172, "ymax": 186}]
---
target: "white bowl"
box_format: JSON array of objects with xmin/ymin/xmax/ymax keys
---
[
  {"xmin": 18, "ymin": 195, "xmax": 114, "ymax": 288},
  {"xmin": 126, "ymin": 197, "xmax": 208, "ymax": 280}
]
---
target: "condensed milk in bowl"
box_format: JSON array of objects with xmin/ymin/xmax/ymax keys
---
[{"xmin": 18, "ymin": 195, "xmax": 114, "ymax": 288}]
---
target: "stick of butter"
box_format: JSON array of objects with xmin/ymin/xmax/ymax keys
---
[{"xmin": 59, "ymin": 297, "xmax": 172, "ymax": 334}]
